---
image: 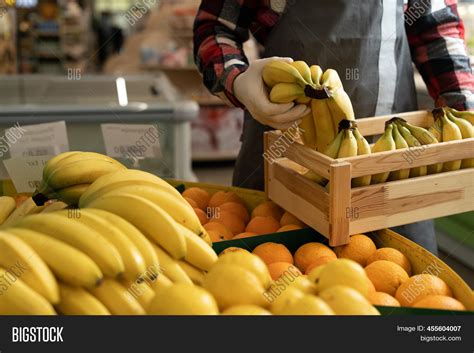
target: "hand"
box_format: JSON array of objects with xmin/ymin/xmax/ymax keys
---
[{"xmin": 233, "ymin": 57, "xmax": 310, "ymax": 130}]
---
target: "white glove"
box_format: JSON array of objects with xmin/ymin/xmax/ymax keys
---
[{"xmin": 233, "ymin": 57, "xmax": 311, "ymax": 130}]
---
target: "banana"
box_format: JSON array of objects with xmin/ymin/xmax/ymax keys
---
[
  {"xmin": 269, "ymin": 82, "xmax": 306, "ymax": 103},
  {"xmin": 446, "ymin": 111, "xmax": 474, "ymax": 169},
  {"xmin": 53, "ymin": 184, "xmax": 90, "ymax": 205},
  {"xmin": 178, "ymin": 261, "xmax": 205, "ymax": 285},
  {"xmin": 299, "ymin": 110, "xmax": 318, "ymax": 149},
  {"xmin": 327, "ymin": 88, "xmax": 356, "ymax": 130},
  {"xmin": 89, "ymin": 279, "xmax": 145, "ymax": 315},
  {"xmin": 312, "ymin": 99, "xmax": 337, "ymax": 152},
  {"xmin": 151, "ymin": 243, "xmax": 192, "ymax": 284},
  {"xmin": 321, "ymin": 68, "xmax": 343, "ymax": 91},
  {"xmin": 397, "ymin": 125, "xmax": 428, "ymax": 178},
  {"xmin": 58, "ymin": 209, "xmax": 146, "ymax": 281},
  {"xmin": 12, "ymin": 213, "xmax": 124, "ymax": 278},
  {"xmin": 42, "ymin": 151, "xmax": 81, "ymax": 180},
  {"xmin": 88, "ymin": 184, "xmax": 202, "ymax": 236},
  {"xmin": 1, "ymin": 197, "xmax": 44, "ymax": 228},
  {"xmin": 86, "ymin": 193, "xmax": 187, "ymax": 260},
  {"xmin": 263, "ymin": 61, "xmax": 308, "ymax": 88},
  {"xmin": 440, "ymin": 113, "xmax": 463, "ymax": 171},
  {"xmin": 388, "ymin": 124, "xmax": 410, "ymax": 181},
  {"xmin": 0, "ymin": 196, "xmax": 16, "ymax": 225},
  {"xmin": 291, "ymin": 61, "xmax": 313, "ymax": 84},
  {"xmin": 79, "ymin": 169, "xmax": 181, "ymax": 206},
  {"xmin": 446, "ymin": 107, "xmax": 474, "ymax": 125},
  {"xmin": 43, "ymin": 159, "xmax": 126, "ymax": 191},
  {"xmin": 45, "ymin": 152, "xmax": 124, "ymax": 177},
  {"xmin": 178, "ymin": 223, "xmax": 217, "ymax": 271},
  {"xmin": 371, "ymin": 124, "xmax": 396, "ymax": 184},
  {"xmin": 122, "ymin": 280, "xmax": 155, "ymax": 310},
  {"xmin": 428, "ymin": 118, "xmax": 442, "ymax": 142},
  {"xmin": 149, "ymin": 273, "xmax": 173, "ymax": 295},
  {"xmin": 0, "ymin": 232, "xmax": 59, "ymax": 303},
  {"xmin": 41, "ymin": 201, "xmax": 68, "ymax": 213},
  {"xmin": 0, "ymin": 267, "xmax": 56, "ymax": 315},
  {"xmin": 6, "ymin": 228, "xmax": 103, "ymax": 288},
  {"xmin": 352, "ymin": 128, "xmax": 372, "ymax": 187},
  {"xmin": 84, "ymin": 208, "xmax": 160, "ymax": 279},
  {"xmin": 310, "ymin": 65, "xmax": 323, "ymax": 86},
  {"xmin": 200, "ymin": 227, "xmax": 212, "ymax": 246},
  {"xmin": 337, "ymin": 129, "xmax": 358, "ymax": 158},
  {"xmin": 56, "ymin": 283, "xmax": 110, "ymax": 315}
]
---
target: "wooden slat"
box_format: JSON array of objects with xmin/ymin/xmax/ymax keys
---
[
  {"xmin": 341, "ymin": 138, "xmax": 474, "ymax": 178},
  {"xmin": 329, "ymin": 162, "xmax": 352, "ymax": 246},
  {"xmin": 264, "ymin": 131, "xmax": 334, "ymax": 178},
  {"xmin": 356, "ymin": 110, "xmax": 434, "ymax": 136}
]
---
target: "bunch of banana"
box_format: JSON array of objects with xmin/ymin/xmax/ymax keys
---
[
  {"xmin": 33, "ymin": 151, "xmax": 127, "ymax": 206},
  {"xmin": 263, "ymin": 61, "xmax": 355, "ymax": 153}
]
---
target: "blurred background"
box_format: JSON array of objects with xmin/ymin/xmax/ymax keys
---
[{"xmin": 0, "ymin": 0, "xmax": 473, "ymax": 284}]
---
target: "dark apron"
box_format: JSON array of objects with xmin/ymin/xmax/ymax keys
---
[{"xmin": 232, "ymin": 0, "xmax": 437, "ymax": 254}]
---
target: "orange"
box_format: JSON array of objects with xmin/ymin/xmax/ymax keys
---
[
  {"xmin": 267, "ymin": 262, "xmax": 302, "ymax": 281},
  {"xmin": 412, "ymin": 295, "xmax": 465, "ymax": 311},
  {"xmin": 207, "ymin": 230, "xmax": 225, "ymax": 243},
  {"xmin": 208, "ymin": 191, "xmax": 244, "ymax": 208},
  {"xmin": 366, "ymin": 248, "xmax": 412, "ymax": 276},
  {"xmin": 280, "ymin": 211, "xmax": 306, "ymax": 227},
  {"xmin": 277, "ymin": 224, "xmax": 302, "ymax": 232},
  {"xmin": 368, "ymin": 292, "xmax": 400, "ymax": 307},
  {"xmin": 182, "ymin": 187, "xmax": 210, "ymax": 210},
  {"xmin": 233, "ymin": 232, "xmax": 258, "ymax": 239},
  {"xmin": 194, "ymin": 208, "xmax": 208, "ymax": 225},
  {"xmin": 245, "ymin": 216, "xmax": 280, "ymax": 235},
  {"xmin": 219, "ymin": 247, "xmax": 249, "ymax": 256},
  {"xmin": 184, "ymin": 197, "xmax": 198, "ymax": 208},
  {"xmin": 366, "ymin": 277, "xmax": 376, "ymax": 293},
  {"xmin": 251, "ymin": 201, "xmax": 283, "ymax": 220},
  {"xmin": 304, "ymin": 256, "xmax": 336, "ymax": 274},
  {"xmin": 203, "ymin": 222, "xmax": 233, "ymax": 241},
  {"xmin": 211, "ymin": 211, "xmax": 245, "ymax": 235},
  {"xmin": 217, "ymin": 202, "xmax": 250, "ymax": 224},
  {"xmin": 365, "ymin": 260, "xmax": 409, "ymax": 296},
  {"xmin": 252, "ymin": 242, "xmax": 293, "ymax": 265},
  {"xmin": 294, "ymin": 242, "xmax": 337, "ymax": 273},
  {"xmin": 395, "ymin": 274, "xmax": 452, "ymax": 307},
  {"xmin": 333, "ymin": 234, "xmax": 376, "ymax": 266}
]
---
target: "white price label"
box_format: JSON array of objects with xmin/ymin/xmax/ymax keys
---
[
  {"xmin": 7, "ymin": 121, "xmax": 69, "ymax": 158},
  {"xmin": 101, "ymin": 124, "xmax": 162, "ymax": 160},
  {"xmin": 3, "ymin": 156, "xmax": 53, "ymax": 193}
]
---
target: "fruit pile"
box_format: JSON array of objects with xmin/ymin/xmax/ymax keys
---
[
  {"xmin": 181, "ymin": 188, "xmax": 306, "ymax": 242},
  {"xmin": 223, "ymin": 233, "xmax": 467, "ymax": 312}
]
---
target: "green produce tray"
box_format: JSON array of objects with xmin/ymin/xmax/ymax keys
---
[
  {"xmin": 435, "ymin": 211, "xmax": 474, "ymax": 250},
  {"xmin": 213, "ymin": 228, "xmax": 473, "ymax": 316}
]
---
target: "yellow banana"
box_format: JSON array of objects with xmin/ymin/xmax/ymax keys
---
[
  {"xmin": 291, "ymin": 61, "xmax": 313, "ymax": 84},
  {"xmin": 178, "ymin": 261, "xmax": 205, "ymax": 285},
  {"xmin": 389, "ymin": 124, "xmax": 410, "ymax": 181},
  {"xmin": 84, "ymin": 208, "xmax": 160, "ymax": 279},
  {"xmin": 0, "ymin": 267, "xmax": 56, "ymax": 315},
  {"xmin": 310, "ymin": 65, "xmax": 323, "ymax": 86},
  {"xmin": 371, "ymin": 124, "xmax": 396, "ymax": 184},
  {"xmin": 58, "ymin": 209, "xmax": 146, "ymax": 281},
  {"xmin": 0, "ymin": 196, "xmax": 16, "ymax": 225},
  {"xmin": 312, "ymin": 99, "xmax": 336, "ymax": 152},
  {"xmin": 56, "ymin": 283, "xmax": 110, "ymax": 315},
  {"xmin": 86, "ymin": 193, "xmax": 187, "ymax": 260},
  {"xmin": 440, "ymin": 113, "xmax": 463, "ymax": 171},
  {"xmin": 89, "ymin": 279, "xmax": 145, "ymax": 315},
  {"xmin": 121, "ymin": 280, "xmax": 155, "ymax": 310},
  {"xmin": 12, "ymin": 213, "xmax": 124, "ymax": 278},
  {"xmin": 446, "ymin": 111, "xmax": 474, "ymax": 169},
  {"xmin": 149, "ymin": 273, "xmax": 173, "ymax": 295},
  {"xmin": 151, "ymin": 243, "xmax": 192, "ymax": 284},
  {"xmin": 321, "ymin": 68, "xmax": 343, "ymax": 91},
  {"xmin": 178, "ymin": 223, "xmax": 218, "ymax": 271},
  {"xmin": 6, "ymin": 228, "xmax": 103, "ymax": 288},
  {"xmin": 299, "ymin": 110, "xmax": 318, "ymax": 150},
  {"xmin": 269, "ymin": 82, "xmax": 306, "ymax": 103},
  {"xmin": 263, "ymin": 61, "xmax": 308, "ymax": 88},
  {"xmin": 446, "ymin": 107, "xmax": 474, "ymax": 125},
  {"xmin": 1, "ymin": 197, "xmax": 43, "ymax": 228},
  {"xmin": 327, "ymin": 88, "xmax": 356, "ymax": 131},
  {"xmin": 42, "ymin": 151, "xmax": 81, "ymax": 180},
  {"xmin": 397, "ymin": 125, "xmax": 428, "ymax": 178},
  {"xmin": 53, "ymin": 184, "xmax": 90, "ymax": 205},
  {"xmin": 352, "ymin": 128, "xmax": 372, "ymax": 187},
  {"xmin": 0, "ymin": 232, "xmax": 59, "ymax": 303},
  {"xmin": 45, "ymin": 152, "xmax": 124, "ymax": 177},
  {"xmin": 337, "ymin": 129, "xmax": 358, "ymax": 158}
]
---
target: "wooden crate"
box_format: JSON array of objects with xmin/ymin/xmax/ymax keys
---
[{"xmin": 264, "ymin": 110, "xmax": 474, "ymax": 246}]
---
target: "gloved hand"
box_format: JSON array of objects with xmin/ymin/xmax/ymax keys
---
[{"xmin": 233, "ymin": 57, "xmax": 310, "ymax": 130}]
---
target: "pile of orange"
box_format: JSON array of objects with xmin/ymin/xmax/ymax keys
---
[{"xmin": 182, "ymin": 187, "xmax": 306, "ymax": 242}]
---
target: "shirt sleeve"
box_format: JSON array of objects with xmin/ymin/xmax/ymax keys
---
[
  {"xmin": 193, "ymin": 1, "xmax": 258, "ymax": 107},
  {"xmin": 405, "ymin": 0, "xmax": 474, "ymax": 111}
]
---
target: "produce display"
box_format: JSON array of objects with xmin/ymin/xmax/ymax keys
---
[{"xmin": 0, "ymin": 151, "xmax": 470, "ymax": 315}]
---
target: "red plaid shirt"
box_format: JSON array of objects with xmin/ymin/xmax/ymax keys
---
[{"xmin": 193, "ymin": 0, "xmax": 474, "ymax": 111}]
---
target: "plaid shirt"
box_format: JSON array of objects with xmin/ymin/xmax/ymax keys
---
[{"xmin": 193, "ymin": 0, "xmax": 474, "ymax": 111}]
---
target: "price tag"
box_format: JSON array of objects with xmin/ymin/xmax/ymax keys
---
[
  {"xmin": 7, "ymin": 121, "xmax": 70, "ymax": 158},
  {"xmin": 3, "ymin": 156, "xmax": 52, "ymax": 193},
  {"xmin": 101, "ymin": 124, "xmax": 162, "ymax": 160}
]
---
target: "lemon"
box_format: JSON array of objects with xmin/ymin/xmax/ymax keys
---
[
  {"xmin": 147, "ymin": 283, "xmax": 218, "ymax": 315},
  {"xmin": 319, "ymin": 285, "xmax": 380, "ymax": 315},
  {"xmin": 277, "ymin": 294, "xmax": 334, "ymax": 315},
  {"xmin": 269, "ymin": 287, "xmax": 305, "ymax": 314},
  {"xmin": 315, "ymin": 259, "xmax": 369, "ymax": 297},
  {"xmin": 221, "ymin": 305, "xmax": 271, "ymax": 315},
  {"xmin": 203, "ymin": 264, "xmax": 267, "ymax": 310}
]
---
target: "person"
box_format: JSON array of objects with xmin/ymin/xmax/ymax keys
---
[{"xmin": 193, "ymin": 0, "xmax": 474, "ymax": 255}]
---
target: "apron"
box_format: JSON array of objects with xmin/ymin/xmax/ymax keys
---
[{"xmin": 232, "ymin": 0, "xmax": 437, "ymax": 254}]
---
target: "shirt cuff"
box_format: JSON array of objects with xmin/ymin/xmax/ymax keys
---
[{"xmin": 221, "ymin": 64, "xmax": 248, "ymax": 109}]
